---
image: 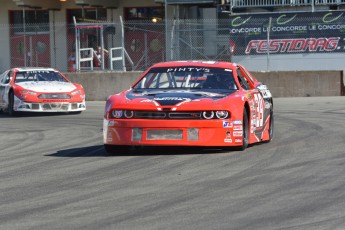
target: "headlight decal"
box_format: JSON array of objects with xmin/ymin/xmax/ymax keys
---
[
  {"xmin": 216, "ymin": 111, "xmax": 229, "ymax": 119},
  {"xmin": 124, "ymin": 110, "xmax": 134, "ymax": 118},
  {"xmin": 71, "ymin": 90, "xmax": 81, "ymax": 95},
  {"xmin": 20, "ymin": 90, "xmax": 37, "ymax": 95},
  {"xmin": 202, "ymin": 111, "xmax": 214, "ymax": 119},
  {"xmin": 111, "ymin": 110, "xmax": 123, "ymax": 118}
]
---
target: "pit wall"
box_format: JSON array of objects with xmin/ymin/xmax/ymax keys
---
[{"xmin": 65, "ymin": 71, "xmax": 345, "ymax": 101}]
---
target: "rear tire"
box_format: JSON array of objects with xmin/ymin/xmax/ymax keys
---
[
  {"xmin": 267, "ymin": 110, "xmax": 274, "ymax": 142},
  {"xmin": 104, "ymin": 144, "xmax": 129, "ymax": 156}
]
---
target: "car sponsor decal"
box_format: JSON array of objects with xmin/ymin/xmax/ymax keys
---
[
  {"xmin": 233, "ymin": 131, "xmax": 243, "ymax": 137},
  {"xmin": 223, "ymin": 121, "xmax": 233, "ymax": 128},
  {"xmin": 25, "ymin": 70, "xmax": 50, "ymax": 74},
  {"xmin": 233, "ymin": 125, "xmax": 243, "ymax": 130},
  {"xmin": 234, "ymin": 138, "xmax": 242, "ymax": 143},
  {"xmin": 140, "ymin": 99, "xmax": 161, "ymax": 107},
  {"xmin": 42, "ymin": 100, "xmax": 69, "ymax": 102},
  {"xmin": 251, "ymin": 124, "xmax": 256, "ymax": 133},
  {"xmin": 265, "ymin": 102, "xmax": 271, "ymax": 109},
  {"xmin": 127, "ymin": 91, "xmax": 232, "ymax": 106},
  {"xmin": 154, "ymin": 97, "xmax": 189, "ymax": 101},
  {"xmin": 254, "ymin": 93, "xmax": 264, "ymax": 128},
  {"xmin": 233, "ymin": 120, "xmax": 243, "ymax": 125},
  {"xmin": 257, "ymin": 84, "xmax": 272, "ymax": 99},
  {"xmin": 167, "ymin": 67, "xmax": 210, "ymax": 72},
  {"xmin": 224, "ymin": 131, "xmax": 232, "ymax": 143}
]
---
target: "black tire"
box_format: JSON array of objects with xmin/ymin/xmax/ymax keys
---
[
  {"xmin": 234, "ymin": 109, "xmax": 249, "ymax": 151},
  {"xmin": 230, "ymin": 109, "xmax": 249, "ymax": 151},
  {"xmin": 8, "ymin": 91, "xmax": 17, "ymax": 117},
  {"xmin": 267, "ymin": 110, "xmax": 274, "ymax": 142},
  {"xmin": 70, "ymin": 111, "xmax": 82, "ymax": 115},
  {"xmin": 241, "ymin": 109, "xmax": 249, "ymax": 150},
  {"xmin": 104, "ymin": 144, "xmax": 129, "ymax": 156},
  {"xmin": 223, "ymin": 109, "xmax": 249, "ymax": 151}
]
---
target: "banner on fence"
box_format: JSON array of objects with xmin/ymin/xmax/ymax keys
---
[{"xmin": 229, "ymin": 12, "xmax": 345, "ymax": 55}]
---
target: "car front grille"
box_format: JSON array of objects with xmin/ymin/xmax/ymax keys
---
[
  {"xmin": 42, "ymin": 103, "xmax": 69, "ymax": 111},
  {"xmin": 71, "ymin": 103, "xmax": 79, "ymax": 109},
  {"xmin": 31, "ymin": 104, "xmax": 40, "ymax": 110},
  {"xmin": 38, "ymin": 94, "xmax": 71, "ymax": 99},
  {"xmin": 133, "ymin": 111, "xmax": 202, "ymax": 119}
]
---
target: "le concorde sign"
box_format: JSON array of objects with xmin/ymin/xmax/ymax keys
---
[{"xmin": 228, "ymin": 12, "xmax": 345, "ymax": 55}]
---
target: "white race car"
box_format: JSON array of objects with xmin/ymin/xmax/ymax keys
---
[{"xmin": 0, "ymin": 67, "xmax": 86, "ymax": 116}]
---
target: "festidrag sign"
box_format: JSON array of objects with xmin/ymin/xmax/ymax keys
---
[{"xmin": 228, "ymin": 12, "xmax": 345, "ymax": 55}]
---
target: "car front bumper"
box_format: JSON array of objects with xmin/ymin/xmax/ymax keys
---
[
  {"xmin": 14, "ymin": 100, "xmax": 86, "ymax": 112},
  {"xmin": 103, "ymin": 118, "xmax": 244, "ymax": 147}
]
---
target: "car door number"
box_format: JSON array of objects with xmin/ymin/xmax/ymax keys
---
[{"xmin": 254, "ymin": 93, "xmax": 264, "ymax": 128}]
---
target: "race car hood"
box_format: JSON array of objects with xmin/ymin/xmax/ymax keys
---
[
  {"xmin": 16, "ymin": 81, "xmax": 77, "ymax": 93},
  {"xmin": 127, "ymin": 89, "xmax": 236, "ymax": 106}
]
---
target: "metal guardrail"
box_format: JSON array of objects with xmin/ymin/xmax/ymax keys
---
[
  {"xmin": 79, "ymin": 48, "xmax": 94, "ymax": 71},
  {"xmin": 110, "ymin": 47, "xmax": 124, "ymax": 71},
  {"xmin": 230, "ymin": 0, "xmax": 345, "ymax": 8}
]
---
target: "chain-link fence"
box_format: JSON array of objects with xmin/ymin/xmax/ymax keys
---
[
  {"xmin": 168, "ymin": 12, "xmax": 345, "ymax": 71},
  {"xmin": 1, "ymin": 11, "xmax": 345, "ymax": 73}
]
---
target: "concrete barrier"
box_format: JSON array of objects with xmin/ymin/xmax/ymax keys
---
[
  {"xmin": 254, "ymin": 71, "xmax": 343, "ymax": 97},
  {"xmin": 66, "ymin": 71, "xmax": 141, "ymax": 101},
  {"xmin": 65, "ymin": 71, "xmax": 344, "ymax": 101}
]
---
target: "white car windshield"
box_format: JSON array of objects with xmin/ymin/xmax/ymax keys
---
[
  {"xmin": 15, "ymin": 71, "xmax": 68, "ymax": 83},
  {"xmin": 133, "ymin": 67, "xmax": 237, "ymax": 90}
]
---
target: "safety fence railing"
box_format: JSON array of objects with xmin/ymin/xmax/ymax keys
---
[{"xmin": 229, "ymin": 0, "xmax": 345, "ymax": 8}]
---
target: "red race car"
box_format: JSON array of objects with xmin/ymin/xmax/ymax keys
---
[
  {"xmin": 103, "ymin": 61, "xmax": 273, "ymax": 154},
  {"xmin": 0, "ymin": 67, "xmax": 86, "ymax": 116}
]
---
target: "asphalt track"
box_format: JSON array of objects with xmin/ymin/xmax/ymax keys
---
[{"xmin": 0, "ymin": 97, "xmax": 345, "ymax": 230}]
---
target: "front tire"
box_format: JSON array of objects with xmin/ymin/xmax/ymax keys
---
[
  {"xmin": 8, "ymin": 91, "xmax": 17, "ymax": 117},
  {"xmin": 70, "ymin": 111, "xmax": 82, "ymax": 115}
]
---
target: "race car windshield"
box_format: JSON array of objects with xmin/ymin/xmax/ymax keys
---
[
  {"xmin": 133, "ymin": 67, "xmax": 237, "ymax": 91},
  {"xmin": 15, "ymin": 71, "xmax": 68, "ymax": 83}
]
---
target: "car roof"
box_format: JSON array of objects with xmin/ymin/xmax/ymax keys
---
[
  {"xmin": 12, "ymin": 67, "xmax": 57, "ymax": 72},
  {"xmin": 150, "ymin": 60, "xmax": 238, "ymax": 69}
]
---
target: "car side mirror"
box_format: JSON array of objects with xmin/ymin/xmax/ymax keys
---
[{"xmin": 4, "ymin": 76, "xmax": 10, "ymax": 84}]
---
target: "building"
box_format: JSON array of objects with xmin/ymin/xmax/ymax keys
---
[
  {"xmin": 0, "ymin": 0, "xmax": 345, "ymax": 72},
  {"xmin": 0, "ymin": 0, "xmax": 166, "ymax": 72}
]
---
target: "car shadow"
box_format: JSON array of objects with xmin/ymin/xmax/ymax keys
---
[
  {"xmin": 46, "ymin": 145, "xmax": 107, "ymax": 157},
  {"xmin": 46, "ymin": 145, "xmax": 239, "ymax": 157}
]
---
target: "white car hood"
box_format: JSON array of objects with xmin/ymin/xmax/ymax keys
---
[{"xmin": 16, "ymin": 81, "xmax": 77, "ymax": 93}]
